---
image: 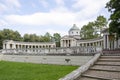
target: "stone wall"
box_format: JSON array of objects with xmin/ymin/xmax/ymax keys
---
[
  {"xmin": 0, "ymin": 54, "xmax": 3, "ymax": 61},
  {"xmin": 1, "ymin": 55, "xmax": 93, "ymax": 66}
]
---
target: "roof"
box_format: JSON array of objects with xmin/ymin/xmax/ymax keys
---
[
  {"xmin": 61, "ymin": 35, "xmax": 81, "ymax": 40},
  {"xmin": 77, "ymin": 37, "xmax": 103, "ymax": 43},
  {"xmin": 3, "ymin": 40, "xmax": 55, "ymax": 44},
  {"xmin": 69, "ymin": 24, "xmax": 80, "ymax": 31}
]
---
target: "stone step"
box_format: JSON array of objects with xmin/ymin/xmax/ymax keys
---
[
  {"xmin": 77, "ymin": 76, "xmax": 99, "ymax": 80},
  {"xmin": 95, "ymin": 61, "xmax": 120, "ymax": 66},
  {"xmin": 98, "ymin": 59, "xmax": 120, "ymax": 62},
  {"xmin": 102, "ymin": 54, "xmax": 120, "ymax": 56},
  {"xmin": 90, "ymin": 65, "xmax": 120, "ymax": 72},
  {"xmin": 81, "ymin": 70, "xmax": 120, "ymax": 80},
  {"xmin": 100, "ymin": 56, "xmax": 120, "ymax": 59}
]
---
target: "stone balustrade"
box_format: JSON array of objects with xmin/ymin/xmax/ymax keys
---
[{"xmin": 1, "ymin": 46, "xmax": 102, "ymax": 55}]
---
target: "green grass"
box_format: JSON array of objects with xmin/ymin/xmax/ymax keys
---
[{"xmin": 0, "ymin": 61, "xmax": 78, "ymax": 80}]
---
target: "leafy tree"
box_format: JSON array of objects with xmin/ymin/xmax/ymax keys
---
[
  {"xmin": 30, "ymin": 34, "xmax": 39, "ymax": 42},
  {"xmin": 53, "ymin": 33, "xmax": 61, "ymax": 47},
  {"xmin": 80, "ymin": 15, "xmax": 108, "ymax": 39},
  {"xmin": 0, "ymin": 29, "xmax": 22, "ymax": 49},
  {"xmin": 43, "ymin": 32, "xmax": 51, "ymax": 42},
  {"xmin": 106, "ymin": 0, "xmax": 120, "ymax": 37},
  {"xmin": 0, "ymin": 31, "xmax": 4, "ymax": 49},
  {"xmin": 94, "ymin": 15, "xmax": 108, "ymax": 36},
  {"xmin": 23, "ymin": 34, "xmax": 30, "ymax": 42},
  {"xmin": 23, "ymin": 34, "xmax": 40, "ymax": 42},
  {"xmin": 1, "ymin": 29, "xmax": 22, "ymax": 41},
  {"xmin": 0, "ymin": 28, "xmax": 61, "ymax": 49},
  {"xmin": 80, "ymin": 22, "xmax": 95, "ymax": 39}
]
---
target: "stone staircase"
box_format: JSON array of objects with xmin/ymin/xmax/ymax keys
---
[{"xmin": 76, "ymin": 55, "xmax": 120, "ymax": 80}]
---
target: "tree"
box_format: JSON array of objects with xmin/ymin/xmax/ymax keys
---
[
  {"xmin": 80, "ymin": 15, "xmax": 108, "ymax": 39},
  {"xmin": 80, "ymin": 22, "xmax": 95, "ymax": 39},
  {"xmin": 53, "ymin": 33, "xmax": 61, "ymax": 47},
  {"xmin": 94, "ymin": 15, "xmax": 108, "ymax": 36},
  {"xmin": 0, "ymin": 29, "xmax": 22, "ymax": 49},
  {"xmin": 43, "ymin": 32, "xmax": 51, "ymax": 42},
  {"xmin": 23, "ymin": 34, "xmax": 30, "ymax": 42},
  {"xmin": 0, "ymin": 31, "xmax": 4, "ymax": 49},
  {"xmin": 23, "ymin": 34, "xmax": 40, "ymax": 42},
  {"xmin": 106, "ymin": 0, "xmax": 120, "ymax": 37},
  {"xmin": 1, "ymin": 29, "xmax": 22, "ymax": 41}
]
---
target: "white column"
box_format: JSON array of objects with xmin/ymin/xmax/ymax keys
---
[
  {"xmin": 98, "ymin": 42, "xmax": 100, "ymax": 47},
  {"xmin": 3, "ymin": 44, "xmax": 5, "ymax": 49},
  {"xmin": 60, "ymin": 40, "xmax": 63, "ymax": 47},
  {"xmin": 65, "ymin": 40, "xmax": 67, "ymax": 47},
  {"xmin": 13, "ymin": 44, "xmax": 16, "ymax": 49},
  {"xmin": 114, "ymin": 40, "xmax": 117, "ymax": 49},
  {"xmin": 107, "ymin": 35, "xmax": 110, "ymax": 49},
  {"xmin": 63, "ymin": 40, "xmax": 65, "ymax": 47},
  {"xmin": 66, "ymin": 40, "xmax": 67, "ymax": 47},
  {"xmin": 62, "ymin": 40, "xmax": 64, "ymax": 47},
  {"xmin": 6, "ymin": 44, "xmax": 10, "ymax": 49},
  {"xmin": 27, "ymin": 45, "xmax": 29, "ymax": 48},
  {"xmin": 103, "ymin": 35, "xmax": 106, "ymax": 49}
]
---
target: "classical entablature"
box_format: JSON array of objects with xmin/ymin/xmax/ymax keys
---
[{"xmin": 3, "ymin": 40, "xmax": 56, "ymax": 49}]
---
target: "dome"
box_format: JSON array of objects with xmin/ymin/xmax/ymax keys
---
[
  {"xmin": 68, "ymin": 24, "xmax": 80, "ymax": 36},
  {"xmin": 69, "ymin": 24, "xmax": 80, "ymax": 31}
]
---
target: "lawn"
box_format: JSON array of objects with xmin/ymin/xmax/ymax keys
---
[{"xmin": 0, "ymin": 61, "xmax": 78, "ymax": 80}]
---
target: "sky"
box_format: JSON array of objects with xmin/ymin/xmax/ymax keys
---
[{"xmin": 0, "ymin": 0, "xmax": 110, "ymax": 36}]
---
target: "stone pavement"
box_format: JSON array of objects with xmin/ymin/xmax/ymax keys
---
[{"xmin": 76, "ymin": 55, "xmax": 120, "ymax": 80}]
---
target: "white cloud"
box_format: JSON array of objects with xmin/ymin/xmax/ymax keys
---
[
  {"xmin": 2, "ymin": 0, "xmax": 110, "ymax": 36},
  {"xmin": 0, "ymin": 3, "xmax": 7, "ymax": 13},
  {"xmin": 45, "ymin": 29, "xmax": 67, "ymax": 36},
  {"xmin": 72, "ymin": 0, "xmax": 109, "ymax": 18},
  {"xmin": 50, "ymin": 6, "xmax": 70, "ymax": 13},
  {"xmin": 5, "ymin": 12, "xmax": 77, "ymax": 26},
  {"xmin": 0, "ymin": 0, "xmax": 21, "ymax": 14},
  {"xmin": 55, "ymin": 0, "xmax": 64, "ymax": 6},
  {"xmin": 5, "ymin": 0, "xmax": 21, "ymax": 8},
  {"xmin": 39, "ymin": 0, "xmax": 49, "ymax": 8},
  {"xmin": 0, "ymin": 19, "xmax": 9, "ymax": 27}
]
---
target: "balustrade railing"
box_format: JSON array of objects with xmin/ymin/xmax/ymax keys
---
[{"xmin": 1, "ymin": 46, "xmax": 102, "ymax": 55}]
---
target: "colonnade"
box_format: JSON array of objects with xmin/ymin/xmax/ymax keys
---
[
  {"xmin": 61, "ymin": 39, "xmax": 73, "ymax": 47},
  {"xmin": 3, "ymin": 40, "xmax": 56, "ymax": 49},
  {"xmin": 103, "ymin": 33, "xmax": 117, "ymax": 49},
  {"xmin": 79, "ymin": 41, "xmax": 103, "ymax": 47},
  {"xmin": 61, "ymin": 38, "xmax": 103, "ymax": 48}
]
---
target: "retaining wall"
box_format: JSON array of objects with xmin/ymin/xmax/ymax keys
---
[
  {"xmin": 1, "ymin": 55, "xmax": 93, "ymax": 66},
  {"xmin": 0, "ymin": 54, "xmax": 3, "ymax": 61}
]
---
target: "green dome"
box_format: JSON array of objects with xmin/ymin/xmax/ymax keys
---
[{"xmin": 69, "ymin": 24, "xmax": 79, "ymax": 31}]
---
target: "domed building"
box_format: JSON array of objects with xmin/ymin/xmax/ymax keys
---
[
  {"xmin": 68, "ymin": 24, "xmax": 80, "ymax": 36},
  {"xmin": 60, "ymin": 24, "xmax": 104, "ymax": 48},
  {"xmin": 61, "ymin": 24, "xmax": 120, "ymax": 50},
  {"xmin": 60, "ymin": 24, "xmax": 81, "ymax": 47}
]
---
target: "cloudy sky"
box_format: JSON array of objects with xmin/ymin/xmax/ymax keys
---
[{"xmin": 0, "ymin": 0, "xmax": 110, "ymax": 36}]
